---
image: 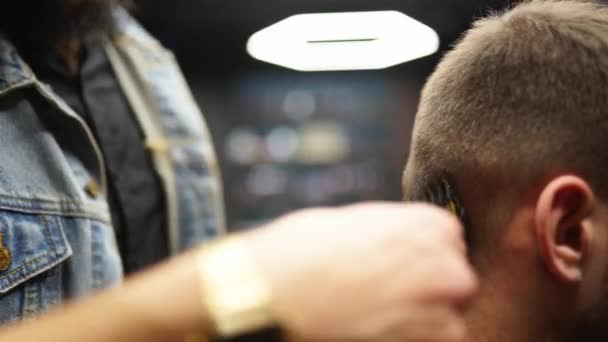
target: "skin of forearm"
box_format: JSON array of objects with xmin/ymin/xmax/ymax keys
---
[{"xmin": 0, "ymin": 252, "xmax": 210, "ymax": 342}]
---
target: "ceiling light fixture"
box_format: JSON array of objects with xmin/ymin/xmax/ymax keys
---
[{"xmin": 247, "ymin": 11, "xmax": 440, "ymax": 72}]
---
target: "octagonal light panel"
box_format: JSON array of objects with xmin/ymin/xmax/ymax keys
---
[{"xmin": 247, "ymin": 11, "xmax": 440, "ymax": 72}]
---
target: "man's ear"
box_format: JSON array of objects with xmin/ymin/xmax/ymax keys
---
[{"xmin": 536, "ymin": 176, "xmax": 595, "ymax": 284}]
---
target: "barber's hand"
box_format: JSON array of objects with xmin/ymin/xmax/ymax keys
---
[{"xmin": 242, "ymin": 202, "xmax": 477, "ymax": 342}]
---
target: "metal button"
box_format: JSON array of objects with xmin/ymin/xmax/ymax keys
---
[
  {"xmin": 0, "ymin": 232, "xmax": 11, "ymax": 272},
  {"xmin": 85, "ymin": 179, "xmax": 100, "ymax": 198}
]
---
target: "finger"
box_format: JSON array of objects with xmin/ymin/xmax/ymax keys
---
[
  {"xmin": 443, "ymin": 251, "xmax": 478, "ymax": 303},
  {"xmin": 418, "ymin": 250, "xmax": 478, "ymax": 304},
  {"xmin": 432, "ymin": 209, "xmax": 467, "ymax": 255}
]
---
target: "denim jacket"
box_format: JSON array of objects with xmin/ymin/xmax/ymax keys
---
[{"xmin": 0, "ymin": 9, "xmax": 225, "ymax": 323}]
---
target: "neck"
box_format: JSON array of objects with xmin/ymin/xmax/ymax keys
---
[
  {"xmin": 465, "ymin": 306, "xmax": 555, "ymax": 342},
  {"xmin": 464, "ymin": 273, "xmax": 560, "ymax": 342}
]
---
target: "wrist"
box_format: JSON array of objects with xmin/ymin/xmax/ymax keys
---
[
  {"xmin": 195, "ymin": 236, "xmax": 279, "ymax": 340},
  {"xmin": 149, "ymin": 253, "xmax": 215, "ymax": 337}
]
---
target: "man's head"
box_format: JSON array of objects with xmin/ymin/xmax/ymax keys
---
[
  {"xmin": 403, "ymin": 1, "xmax": 608, "ymax": 340},
  {"xmin": 0, "ymin": 0, "xmax": 133, "ymax": 57}
]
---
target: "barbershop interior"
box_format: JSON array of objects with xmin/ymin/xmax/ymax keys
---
[
  {"xmin": 138, "ymin": 0, "xmax": 508, "ymax": 229},
  {"xmin": 5, "ymin": 0, "xmax": 608, "ymax": 340}
]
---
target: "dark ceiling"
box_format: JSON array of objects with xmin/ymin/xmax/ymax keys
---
[{"xmin": 137, "ymin": 0, "xmax": 514, "ymax": 78}]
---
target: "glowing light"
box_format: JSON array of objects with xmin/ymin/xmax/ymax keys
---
[{"xmin": 247, "ymin": 11, "xmax": 440, "ymax": 72}]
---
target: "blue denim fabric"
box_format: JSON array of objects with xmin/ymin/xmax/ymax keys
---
[
  {"xmin": 0, "ymin": 89, "xmax": 122, "ymax": 324},
  {"xmin": 110, "ymin": 8, "xmax": 226, "ymax": 250},
  {"xmin": 0, "ymin": 9, "xmax": 225, "ymax": 323}
]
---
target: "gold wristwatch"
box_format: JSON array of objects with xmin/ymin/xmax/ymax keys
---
[{"xmin": 196, "ymin": 237, "xmax": 281, "ymax": 341}]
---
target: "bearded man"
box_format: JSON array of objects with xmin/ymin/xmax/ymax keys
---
[{"xmin": 0, "ymin": 1, "xmax": 476, "ymax": 341}]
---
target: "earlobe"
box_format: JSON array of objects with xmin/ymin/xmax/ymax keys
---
[{"xmin": 535, "ymin": 176, "xmax": 594, "ymax": 284}]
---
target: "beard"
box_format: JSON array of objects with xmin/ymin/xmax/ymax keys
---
[{"xmin": 0, "ymin": 0, "xmax": 133, "ymax": 58}]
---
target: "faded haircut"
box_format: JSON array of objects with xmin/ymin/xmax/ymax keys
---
[
  {"xmin": 407, "ymin": 0, "xmax": 608, "ymax": 200},
  {"xmin": 404, "ymin": 0, "xmax": 608, "ymax": 250}
]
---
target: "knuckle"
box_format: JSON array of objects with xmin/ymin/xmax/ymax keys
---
[
  {"xmin": 441, "ymin": 259, "xmax": 478, "ymax": 300},
  {"xmin": 422, "ymin": 255, "xmax": 477, "ymax": 302},
  {"xmin": 435, "ymin": 214, "xmax": 463, "ymax": 238},
  {"xmin": 410, "ymin": 204, "xmax": 462, "ymax": 236}
]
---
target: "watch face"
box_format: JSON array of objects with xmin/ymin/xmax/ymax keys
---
[{"xmin": 215, "ymin": 326, "xmax": 282, "ymax": 342}]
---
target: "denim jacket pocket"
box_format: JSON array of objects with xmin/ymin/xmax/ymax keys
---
[{"xmin": 0, "ymin": 210, "xmax": 72, "ymax": 323}]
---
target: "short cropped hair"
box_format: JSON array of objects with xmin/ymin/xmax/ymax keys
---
[
  {"xmin": 405, "ymin": 0, "xmax": 608, "ymax": 249},
  {"xmin": 408, "ymin": 0, "xmax": 608, "ymax": 199}
]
